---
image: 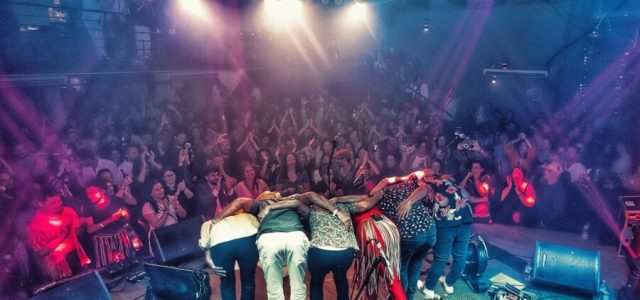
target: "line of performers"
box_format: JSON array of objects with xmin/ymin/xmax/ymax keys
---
[{"xmin": 198, "ymin": 169, "xmax": 474, "ymax": 300}]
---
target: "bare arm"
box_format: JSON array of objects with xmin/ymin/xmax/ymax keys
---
[
  {"xmin": 212, "ymin": 197, "xmax": 256, "ymax": 223},
  {"xmin": 300, "ymin": 192, "xmax": 352, "ymax": 229},
  {"xmin": 331, "ymin": 195, "xmax": 368, "ymax": 204},
  {"xmin": 397, "ymin": 185, "xmax": 428, "ymax": 219},
  {"xmin": 258, "ymin": 199, "xmax": 306, "ymax": 220},
  {"xmin": 353, "ymin": 191, "xmax": 383, "ymax": 213}
]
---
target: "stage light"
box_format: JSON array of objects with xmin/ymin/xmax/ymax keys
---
[
  {"xmin": 179, "ymin": 0, "xmax": 210, "ymax": 22},
  {"xmin": 423, "ymin": 18, "xmax": 430, "ymax": 32},
  {"xmin": 348, "ymin": 2, "xmax": 367, "ymax": 22},
  {"xmin": 265, "ymin": 0, "xmax": 304, "ymax": 24},
  {"xmin": 501, "ymin": 57, "xmax": 509, "ymax": 69},
  {"xmin": 525, "ymin": 196, "xmax": 535, "ymax": 206},
  {"xmin": 491, "ymin": 79, "xmax": 497, "ymax": 84},
  {"xmin": 48, "ymin": 219, "xmax": 62, "ymax": 226},
  {"xmin": 480, "ymin": 183, "xmax": 489, "ymax": 193}
]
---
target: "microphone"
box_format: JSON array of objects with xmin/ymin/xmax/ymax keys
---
[{"xmin": 374, "ymin": 240, "xmax": 391, "ymax": 268}]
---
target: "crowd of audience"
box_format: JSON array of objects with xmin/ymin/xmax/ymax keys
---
[{"xmin": 0, "ymin": 46, "xmax": 635, "ymax": 296}]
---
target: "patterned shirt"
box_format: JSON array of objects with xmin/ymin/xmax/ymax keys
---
[
  {"xmin": 309, "ymin": 203, "xmax": 359, "ymax": 250},
  {"xmin": 377, "ymin": 178, "xmax": 434, "ymax": 239}
]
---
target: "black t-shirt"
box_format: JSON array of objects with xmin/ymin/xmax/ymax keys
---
[{"xmin": 85, "ymin": 195, "xmax": 129, "ymax": 234}]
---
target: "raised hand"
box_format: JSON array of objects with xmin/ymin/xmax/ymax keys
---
[{"xmin": 177, "ymin": 180, "xmax": 186, "ymax": 192}]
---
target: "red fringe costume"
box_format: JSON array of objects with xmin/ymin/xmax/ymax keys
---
[{"xmin": 352, "ymin": 206, "xmax": 406, "ymax": 300}]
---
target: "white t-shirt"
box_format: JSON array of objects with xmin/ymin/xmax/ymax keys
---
[
  {"xmin": 198, "ymin": 213, "xmax": 259, "ymax": 249},
  {"xmin": 142, "ymin": 201, "xmax": 178, "ymax": 231}
]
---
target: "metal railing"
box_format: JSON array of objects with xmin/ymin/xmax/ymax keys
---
[{"xmin": 1, "ymin": 1, "xmax": 160, "ymax": 73}]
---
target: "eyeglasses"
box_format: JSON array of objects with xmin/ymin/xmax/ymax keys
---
[{"xmin": 163, "ymin": 173, "xmax": 176, "ymax": 178}]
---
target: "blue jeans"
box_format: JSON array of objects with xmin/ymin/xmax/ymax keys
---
[
  {"xmin": 400, "ymin": 226, "xmax": 436, "ymax": 298},
  {"xmin": 307, "ymin": 247, "xmax": 355, "ymax": 300},
  {"xmin": 425, "ymin": 224, "xmax": 473, "ymax": 290},
  {"xmin": 211, "ymin": 235, "xmax": 259, "ymax": 300}
]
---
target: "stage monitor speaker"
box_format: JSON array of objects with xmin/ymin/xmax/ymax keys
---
[
  {"xmin": 144, "ymin": 263, "xmax": 210, "ymax": 300},
  {"xmin": 465, "ymin": 233, "xmax": 489, "ymax": 277},
  {"xmin": 31, "ymin": 270, "xmax": 111, "ymax": 300},
  {"xmin": 530, "ymin": 241, "xmax": 601, "ymax": 294},
  {"xmin": 150, "ymin": 217, "xmax": 204, "ymax": 265}
]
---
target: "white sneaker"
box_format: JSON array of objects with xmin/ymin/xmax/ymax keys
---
[
  {"xmin": 439, "ymin": 276, "xmax": 454, "ymax": 294},
  {"xmin": 417, "ymin": 282, "xmax": 441, "ymax": 300}
]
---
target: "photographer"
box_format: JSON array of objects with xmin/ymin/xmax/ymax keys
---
[{"xmin": 460, "ymin": 160, "xmax": 493, "ymax": 223}]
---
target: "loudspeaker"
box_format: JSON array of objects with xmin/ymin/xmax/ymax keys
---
[
  {"xmin": 31, "ymin": 270, "xmax": 110, "ymax": 300},
  {"xmin": 150, "ymin": 217, "xmax": 204, "ymax": 265},
  {"xmin": 144, "ymin": 263, "xmax": 210, "ymax": 300},
  {"xmin": 530, "ymin": 241, "xmax": 601, "ymax": 294}
]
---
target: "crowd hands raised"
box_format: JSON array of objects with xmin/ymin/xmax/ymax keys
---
[{"xmin": 0, "ymin": 48, "xmax": 632, "ymax": 298}]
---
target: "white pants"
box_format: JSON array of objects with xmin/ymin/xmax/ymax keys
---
[{"xmin": 256, "ymin": 231, "xmax": 309, "ymax": 300}]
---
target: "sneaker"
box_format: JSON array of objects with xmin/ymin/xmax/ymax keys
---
[
  {"xmin": 439, "ymin": 276, "xmax": 454, "ymax": 294},
  {"xmin": 417, "ymin": 282, "xmax": 441, "ymax": 300}
]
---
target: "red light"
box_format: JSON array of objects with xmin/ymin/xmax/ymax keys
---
[
  {"xmin": 512, "ymin": 212, "xmax": 521, "ymax": 224},
  {"xmin": 95, "ymin": 197, "xmax": 108, "ymax": 210},
  {"xmin": 132, "ymin": 238, "xmax": 143, "ymax": 250},
  {"xmin": 524, "ymin": 196, "xmax": 535, "ymax": 207},
  {"xmin": 48, "ymin": 219, "xmax": 62, "ymax": 227},
  {"xmin": 54, "ymin": 242, "xmax": 68, "ymax": 253}
]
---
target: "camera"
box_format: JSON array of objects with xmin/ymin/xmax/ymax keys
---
[
  {"xmin": 457, "ymin": 139, "xmax": 480, "ymax": 151},
  {"xmin": 459, "ymin": 142, "xmax": 475, "ymax": 150},
  {"xmin": 454, "ymin": 129, "xmax": 466, "ymax": 140}
]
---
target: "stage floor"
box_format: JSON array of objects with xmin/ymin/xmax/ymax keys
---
[{"xmin": 111, "ymin": 223, "xmax": 629, "ymax": 300}]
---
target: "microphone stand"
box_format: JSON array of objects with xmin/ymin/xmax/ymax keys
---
[
  {"xmin": 352, "ymin": 239, "xmax": 392, "ymax": 300},
  {"xmin": 327, "ymin": 139, "xmax": 337, "ymax": 198},
  {"xmin": 188, "ymin": 148, "xmax": 197, "ymax": 185}
]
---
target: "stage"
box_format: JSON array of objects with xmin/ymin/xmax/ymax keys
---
[{"xmin": 107, "ymin": 223, "xmax": 629, "ymax": 300}]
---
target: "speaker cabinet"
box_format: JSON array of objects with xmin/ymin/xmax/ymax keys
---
[
  {"xmin": 31, "ymin": 270, "xmax": 111, "ymax": 300},
  {"xmin": 150, "ymin": 217, "xmax": 204, "ymax": 265},
  {"xmin": 144, "ymin": 263, "xmax": 210, "ymax": 300},
  {"xmin": 531, "ymin": 241, "xmax": 601, "ymax": 294}
]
